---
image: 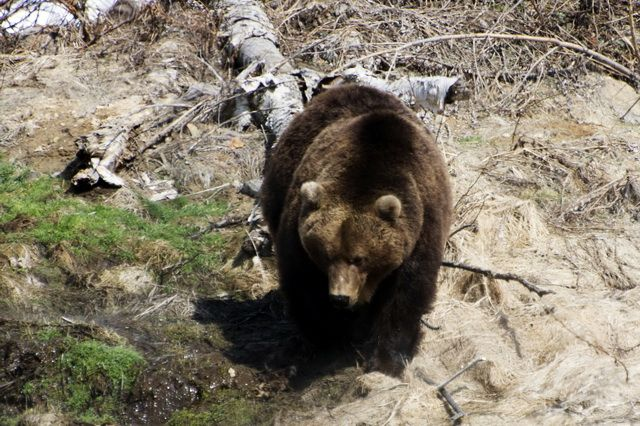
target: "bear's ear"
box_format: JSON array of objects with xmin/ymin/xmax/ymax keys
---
[
  {"xmin": 300, "ymin": 181, "xmax": 323, "ymax": 208},
  {"xmin": 375, "ymin": 195, "xmax": 402, "ymax": 222}
]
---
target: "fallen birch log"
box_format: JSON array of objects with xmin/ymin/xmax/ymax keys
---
[
  {"xmin": 219, "ymin": 0, "xmax": 292, "ymax": 73},
  {"xmin": 61, "ymin": 0, "xmax": 470, "ymax": 190},
  {"xmin": 220, "ymin": 0, "xmax": 469, "ymax": 144},
  {"xmin": 328, "ymin": 65, "xmax": 469, "ymax": 114},
  {"xmin": 59, "ymin": 113, "xmax": 151, "ymax": 188},
  {"xmin": 60, "ymin": 85, "xmax": 220, "ymax": 189},
  {"xmin": 219, "ymin": 0, "xmax": 304, "ymax": 144}
]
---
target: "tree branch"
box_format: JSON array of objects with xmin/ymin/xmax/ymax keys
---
[{"xmin": 442, "ymin": 260, "xmax": 554, "ymax": 296}]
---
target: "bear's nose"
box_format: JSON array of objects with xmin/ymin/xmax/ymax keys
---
[{"xmin": 329, "ymin": 294, "xmax": 350, "ymax": 308}]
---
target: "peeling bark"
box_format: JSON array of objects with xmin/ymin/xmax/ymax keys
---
[
  {"xmin": 339, "ymin": 66, "xmax": 470, "ymax": 114},
  {"xmin": 295, "ymin": 65, "xmax": 471, "ymax": 114},
  {"xmin": 220, "ymin": 0, "xmax": 304, "ymax": 144},
  {"xmin": 60, "ymin": 86, "xmax": 216, "ymax": 189},
  {"xmin": 60, "ymin": 115, "xmax": 149, "ymax": 188},
  {"xmin": 61, "ymin": 0, "xmax": 469, "ymax": 190},
  {"xmin": 219, "ymin": 0, "xmax": 292, "ymax": 73},
  {"xmin": 219, "ymin": 0, "xmax": 469, "ymax": 146}
]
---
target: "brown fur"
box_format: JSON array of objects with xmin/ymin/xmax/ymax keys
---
[{"xmin": 261, "ymin": 84, "xmax": 452, "ymax": 376}]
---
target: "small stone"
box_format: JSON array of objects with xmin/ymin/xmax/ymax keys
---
[
  {"xmin": 238, "ymin": 179, "xmax": 262, "ymax": 198},
  {"xmin": 186, "ymin": 123, "xmax": 200, "ymax": 138}
]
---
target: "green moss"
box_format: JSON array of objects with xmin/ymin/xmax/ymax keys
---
[
  {"xmin": 22, "ymin": 338, "xmax": 145, "ymax": 425},
  {"xmin": 168, "ymin": 389, "xmax": 261, "ymax": 426}
]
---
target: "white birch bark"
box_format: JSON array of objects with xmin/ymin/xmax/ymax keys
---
[
  {"xmin": 61, "ymin": 0, "xmax": 469, "ymax": 190},
  {"xmin": 219, "ymin": 0, "xmax": 304, "ymax": 143}
]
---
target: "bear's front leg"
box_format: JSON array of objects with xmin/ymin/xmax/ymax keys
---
[
  {"xmin": 367, "ymin": 254, "xmax": 438, "ymax": 376},
  {"xmin": 275, "ymin": 227, "xmax": 339, "ymax": 344},
  {"xmin": 368, "ymin": 309, "xmax": 422, "ymax": 377}
]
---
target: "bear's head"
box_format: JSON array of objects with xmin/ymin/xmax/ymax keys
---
[{"xmin": 298, "ymin": 181, "xmax": 418, "ymax": 308}]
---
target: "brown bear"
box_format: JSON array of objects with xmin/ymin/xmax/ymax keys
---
[{"xmin": 261, "ymin": 84, "xmax": 452, "ymax": 376}]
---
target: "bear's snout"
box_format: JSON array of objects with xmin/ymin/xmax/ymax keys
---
[
  {"xmin": 328, "ymin": 261, "xmax": 368, "ymax": 307},
  {"xmin": 329, "ymin": 294, "xmax": 351, "ymax": 309}
]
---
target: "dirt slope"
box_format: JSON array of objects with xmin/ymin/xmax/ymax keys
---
[{"xmin": 1, "ymin": 2, "xmax": 640, "ymax": 425}]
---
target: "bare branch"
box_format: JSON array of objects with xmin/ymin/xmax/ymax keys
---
[
  {"xmin": 442, "ymin": 260, "xmax": 554, "ymax": 296},
  {"xmin": 335, "ymin": 32, "xmax": 640, "ymax": 86}
]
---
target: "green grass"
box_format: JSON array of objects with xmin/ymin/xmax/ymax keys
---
[
  {"xmin": 60, "ymin": 340, "xmax": 145, "ymax": 406},
  {"xmin": 22, "ymin": 338, "xmax": 146, "ymax": 425},
  {"xmin": 0, "ymin": 415, "xmax": 20, "ymax": 426},
  {"xmin": 0, "ymin": 160, "xmax": 227, "ymax": 275},
  {"xmin": 0, "ymin": 160, "xmax": 255, "ymax": 423},
  {"xmin": 35, "ymin": 327, "xmax": 62, "ymax": 342}
]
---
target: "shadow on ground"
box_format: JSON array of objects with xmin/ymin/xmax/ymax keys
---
[{"xmin": 193, "ymin": 291, "xmax": 363, "ymax": 391}]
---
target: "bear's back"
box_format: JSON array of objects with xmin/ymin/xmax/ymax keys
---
[
  {"xmin": 262, "ymin": 85, "xmax": 422, "ymax": 235},
  {"xmin": 283, "ymin": 85, "xmax": 417, "ymax": 147}
]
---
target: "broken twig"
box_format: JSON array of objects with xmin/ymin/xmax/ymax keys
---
[
  {"xmin": 437, "ymin": 357, "xmax": 488, "ymax": 423},
  {"xmin": 421, "ymin": 318, "xmax": 441, "ymax": 330},
  {"xmin": 190, "ymin": 216, "xmax": 245, "ymax": 239},
  {"xmin": 438, "ymin": 357, "xmax": 487, "ymax": 389}
]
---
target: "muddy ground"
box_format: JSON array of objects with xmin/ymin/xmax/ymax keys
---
[{"xmin": 2, "ymin": 1, "xmax": 640, "ymax": 425}]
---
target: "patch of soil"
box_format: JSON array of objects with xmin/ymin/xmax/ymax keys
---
[
  {"xmin": 108, "ymin": 320, "xmax": 265, "ymax": 425},
  {"xmin": 193, "ymin": 292, "xmax": 365, "ymax": 410},
  {"xmin": 0, "ymin": 214, "xmax": 36, "ymax": 233}
]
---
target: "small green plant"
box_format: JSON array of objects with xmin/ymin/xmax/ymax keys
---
[
  {"xmin": 21, "ymin": 381, "xmax": 36, "ymax": 397},
  {"xmin": 35, "ymin": 327, "xmax": 62, "ymax": 342},
  {"xmin": 0, "ymin": 160, "xmax": 29, "ymax": 189},
  {"xmin": 458, "ymin": 135, "xmax": 485, "ymax": 146}
]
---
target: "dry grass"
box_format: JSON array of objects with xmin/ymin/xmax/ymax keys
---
[
  {"xmin": 151, "ymin": 125, "xmax": 266, "ymax": 194},
  {"xmin": 481, "ymin": 135, "xmax": 639, "ymax": 228}
]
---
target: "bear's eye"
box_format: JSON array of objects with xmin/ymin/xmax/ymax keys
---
[{"xmin": 349, "ymin": 256, "xmax": 365, "ymax": 266}]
